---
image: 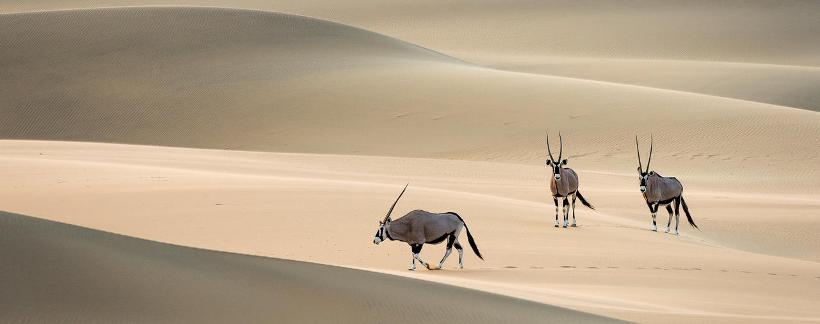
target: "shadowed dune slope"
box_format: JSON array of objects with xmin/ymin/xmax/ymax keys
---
[
  {"xmin": 0, "ymin": 211, "xmax": 622, "ymax": 323},
  {"xmin": 495, "ymin": 58, "xmax": 820, "ymax": 112},
  {"xmin": 2, "ymin": 7, "xmax": 820, "ymax": 193},
  {"xmin": 2, "ymin": 1, "xmax": 819, "ymax": 67}
]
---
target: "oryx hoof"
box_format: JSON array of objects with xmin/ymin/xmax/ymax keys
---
[
  {"xmin": 652, "ymin": 227, "xmax": 657, "ymax": 232},
  {"xmin": 562, "ymin": 224, "xmax": 568, "ymax": 228},
  {"xmin": 424, "ymin": 263, "xmax": 432, "ymax": 270},
  {"xmin": 664, "ymin": 228, "xmax": 670, "ymax": 233},
  {"xmin": 571, "ymin": 224, "xmax": 577, "ymax": 227},
  {"xmin": 554, "ymin": 224, "xmax": 559, "ymax": 228},
  {"xmin": 458, "ymin": 264, "xmax": 464, "ymax": 270},
  {"xmin": 408, "ymin": 267, "xmax": 416, "ymax": 271},
  {"xmin": 673, "ymin": 231, "xmax": 680, "ymax": 236}
]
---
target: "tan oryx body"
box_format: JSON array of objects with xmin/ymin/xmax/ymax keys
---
[
  {"xmin": 373, "ymin": 185, "xmax": 483, "ymax": 270},
  {"xmin": 636, "ymin": 135, "xmax": 698, "ymax": 235},
  {"xmin": 546, "ymin": 133, "xmax": 595, "ymax": 228}
]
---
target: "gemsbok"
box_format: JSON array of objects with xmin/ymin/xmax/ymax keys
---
[
  {"xmin": 372, "ymin": 184, "xmax": 483, "ymax": 270},
  {"xmin": 635, "ymin": 135, "xmax": 698, "ymax": 235},
  {"xmin": 545, "ymin": 132, "xmax": 595, "ymax": 228}
]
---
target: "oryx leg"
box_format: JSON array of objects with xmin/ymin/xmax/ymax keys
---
[
  {"xmin": 409, "ymin": 244, "xmax": 430, "ymax": 270},
  {"xmin": 453, "ymin": 240, "xmax": 465, "ymax": 269},
  {"xmin": 665, "ymin": 205, "xmax": 674, "ymax": 233},
  {"xmin": 673, "ymin": 197, "xmax": 681, "ymax": 235},
  {"xmin": 562, "ymin": 198, "xmax": 570, "ymax": 228},
  {"xmin": 553, "ymin": 197, "xmax": 560, "ymax": 227},
  {"xmin": 647, "ymin": 202, "xmax": 658, "ymax": 231},
  {"xmin": 571, "ymin": 192, "xmax": 578, "ymax": 227},
  {"xmin": 437, "ymin": 233, "xmax": 457, "ymax": 269}
]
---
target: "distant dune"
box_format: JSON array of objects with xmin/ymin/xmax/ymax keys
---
[
  {"xmin": 0, "ymin": 211, "xmax": 621, "ymax": 323},
  {"xmin": 1, "ymin": 2, "xmax": 819, "ymax": 323},
  {"xmin": 1, "ymin": 7, "xmax": 819, "ymax": 193}
]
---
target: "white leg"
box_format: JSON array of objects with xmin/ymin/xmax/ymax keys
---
[
  {"xmin": 674, "ymin": 213, "xmax": 680, "ymax": 235},
  {"xmin": 438, "ymin": 248, "xmax": 453, "ymax": 269},
  {"xmin": 413, "ymin": 253, "xmax": 430, "ymax": 270},
  {"xmin": 554, "ymin": 199, "xmax": 560, "ymax": 227},
  {"xmin": 409, "ymin": 256, "xmax": 416, "ymax": 271},
  {"xmin": 563, "ymin": 198, "xmax": 569, "ymax": 228},
  {"xmin": 571, "ymin": 194, "xmax": 578, "ymax": 227},
  {"xmin": 651, "ymin": 212, "xmax": 657, "ymax": 232},
  {"xmin": 455, "ymin": 241, "xmax": 464, "ymax": 269},
  {"xmin": 666, "ymin": 207, "xmax": 672, "ymax": 233}
]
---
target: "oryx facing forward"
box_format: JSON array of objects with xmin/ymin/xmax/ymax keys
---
[
  {"xmin": 545, "ymin": 132, "xmax": 595, "ymax": 228},
  {"xmin": 372, "ymin": 185, "xmax": 483, "ymax": 270},
  {"xmin": 635, "ymin": 135, "xmax": 698, "ymax": 235}
]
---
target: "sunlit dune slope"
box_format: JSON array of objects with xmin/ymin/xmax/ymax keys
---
[{"xmin": 0, "ymin": 211, "xmax": 621, "ymax": 323}]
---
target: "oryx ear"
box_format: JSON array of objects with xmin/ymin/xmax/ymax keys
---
[
  {"xmin": 561, "ymin": 159, "xmax": 567, "ymax": 165},
  {"xmin": 637, "ymin": 166, "xmax": 642, "ymax": 173},
  {"xmin": 648, "ymin": 171, "xmax": 655, "ymax": 176},
  {"xmin": 546, "ymin": 160, "xmax": 553, "ymax": 166}
]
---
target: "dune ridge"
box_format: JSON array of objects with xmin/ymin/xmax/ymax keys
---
[
  {"xmin": 0, "ymin": 210, "xmax": 622, "ymax": 323},
  {"xmin": 1, "ymin": 141, "xmax": 818, "ymax": 323},
  {"xmin": 1, "ymin": 7, "xmax": 819, "ymax": 194},
  {"xmin": 1, "ymin": 2, "xmax": 819, "ymax": 323}
]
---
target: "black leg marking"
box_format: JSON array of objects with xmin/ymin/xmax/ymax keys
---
[
  {"xmin": 453, "ymin": 242, "xmax": 463, "ymax": 251},
  {"xmin": 553, "ymin": 197, "xmax": 560, "ymax": 227},
  {"xmin": 411, "ymin": 244, "xmax": 423, "ymax": 254},
  {"xmin": 562, "ymin": 198, "xmax": 569, "ymax": 227}
]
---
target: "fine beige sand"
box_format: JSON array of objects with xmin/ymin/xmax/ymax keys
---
[
  {"xmin": 1, "ymin": 2, "xmax": 819, "ymax": 323},
  {"xmin": 0, "ymin": 141, "xmax": 818, "ymax": 323},
  {"xmin": 0, "ymin": 210, "xmax": 619, "ymax": 323}
]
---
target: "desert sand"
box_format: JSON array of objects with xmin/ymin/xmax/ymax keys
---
[
  {"xmin": 1, "ymin": 2, "xmax": 819, "ymax": 323},
  {"xmin": 0, "ymin": 210, "xmax": 618, "ymax": 323}
]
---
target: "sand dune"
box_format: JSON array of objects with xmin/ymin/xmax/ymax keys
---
[
  {"xmin": 0, "ymin": 210, "xmax": 620, "ymax": 323},
  {"xmin": 495, "ymin": 58, "xmax": 820, "ymax": 112},
  {"xmin": 1, "ymin": 2, "xmax": 819, "ymax": 323},
  {"xmin": 1, "ymin": 141, "xmax": 818, "ymax": 323},
  {"xmin": 2, "ymin": 7, "xmax": 819, "ymax": 194},
  {"xmin": 2, "ymin": 1, "xmax": 819, "ymax": 67}
]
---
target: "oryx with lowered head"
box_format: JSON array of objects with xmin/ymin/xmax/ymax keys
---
[
  {"xmin": 545, "ymin": 132, "xmax": 595, "ymax": 228},
  {"xmin": 372, "ymin": 184, "xmax": 483, "ymax": 270},
  {"xmin": 635, "ymin": 135, "xmax": 698, "ymax": 235}
]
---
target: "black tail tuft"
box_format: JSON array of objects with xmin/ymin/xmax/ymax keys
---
[
  {"xmin": 680, "ymin": 196, "xmax": 698, "ymax": 229},
  {"xmin": 447, "ymin": 212, "xmax": 483, "ymax": 260},
  {"xmin": 576, "ymin": 191, "xmax": 595, "ymax": 210}
]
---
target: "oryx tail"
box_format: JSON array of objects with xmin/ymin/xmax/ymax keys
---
[
  {"xmin": 446, "ymin": 212, "xmax": 483, "ymax": 260},
  {"xmin": 680, "ymin": 196, "xmax": 698, "ymax": 229},
  {"xmin": 576, "ymin": 191, "xmax": 595, "ymax": 210}
]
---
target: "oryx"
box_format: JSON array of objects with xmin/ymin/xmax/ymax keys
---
[
  {"xmin": 545, "ymin": 132, "xmax": 595, "ymax": 228},
  {"xmin": 635, "ymin": 135, "xmax": 698, "ymax": 235},
  {"xmin": 372, "ymin": 184, "xmax": 483, "ymax": 270}
]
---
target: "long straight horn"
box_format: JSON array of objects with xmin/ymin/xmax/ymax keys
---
[
  {"xmin": 384, "ymin": 184, "xmax": 408, "ymax": 222},
  {"xmin": 646, "ymin": 134, "xmax": 654, "ymax": 171},
  {"xmin": 635, "ymin": 135, "xmax": 643, "ymax": 173},
  {"xmin": 558, "ymin": 132, "xmax": 564, "ymax": 162},
  {"xmin": 546, "ymin": 131, "xmax": 555, "ymax": 162}
]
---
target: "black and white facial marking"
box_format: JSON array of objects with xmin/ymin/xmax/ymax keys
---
[
  {"xmin": 373, "ymin": 222, "xmax": 386, "ymax": 244},
  {"xmin": 545, "ymin": 131, "xmax": 565, "ymax": 180},
  {"xmin": 374, "ymin": 183, "xmax": 408, "ymax": 245},
  {"xmin": 637, "ymin": 167, "xmax": 655, "ymax": 193},
  {"xmin": 547, "ymin": 159, "xmax": 568, "ymax": 180},
  {"xmin": 635, "ymin": 135, "xmax": 654, "ymax": 193}
]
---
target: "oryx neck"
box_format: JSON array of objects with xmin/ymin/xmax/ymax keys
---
[{"xmin": 384, "ymin": 223, "xmax": 395, "ymax": 241}]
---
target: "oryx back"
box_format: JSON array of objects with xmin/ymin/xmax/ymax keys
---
[
  {"xmin": 388, "ymin": 210, "xmax": 463, "ymax": 245},
  {"xmin": 644, "ymin": 173, "xmax": 683, "ymax": 203},
  {"xmin": 551, "ymin": 168, "xmax": 579, "ymax": 197}
]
